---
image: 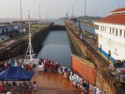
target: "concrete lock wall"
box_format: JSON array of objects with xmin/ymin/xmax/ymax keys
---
[
  {"xmin": 72, "ymin": 54, "xmax": 96, "ymax": 84},
  {"xmin": 0, "ymin": 24, "xmax": 65, "ymax": 62},
  {"xmin": 65, "ymin": 21, "xmax": 124, "ymax": 94}
]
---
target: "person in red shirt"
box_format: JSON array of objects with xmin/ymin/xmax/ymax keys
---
[
  {"xmin": 27, "ymin": 64, "xmax": 31, "ymax": 71},
  {"xmin": 0, "ymin": 84, "xmax": 3, "ymax": 93}
]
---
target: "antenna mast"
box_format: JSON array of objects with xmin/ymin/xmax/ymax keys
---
[{"xmin": 24, "ymin": 10, "xmax": 35, "ymax": 64}]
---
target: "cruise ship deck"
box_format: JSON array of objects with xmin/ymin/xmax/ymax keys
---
[{"xmin": 32, "ymin": 72, "xmax": 81, "ymax": 94}]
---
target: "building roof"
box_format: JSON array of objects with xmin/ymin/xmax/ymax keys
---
[
  {"xmin": 96, "ymin": 14, "xmax": 125, "ymax": 25},
  {"xmin": 111, "ymin": 8, "xmax": 125, "ymax": 13},
  {"xmin": 96, "ymin": 8, "xmax": 125, "ymax": 25}
]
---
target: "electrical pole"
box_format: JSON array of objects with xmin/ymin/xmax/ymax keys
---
[
  {"xmin": 72, "ymin": 5, "xmax": 74, "ymax": 18},
  {"xmin": 20, "ymin": 0, "xmax": 23, "ymax": 33},
  {"xmin": 84, "ymin": 0, "xmax": 86, "ymax": 38},
  {"xmin": 39, "ymin": 4, "xmax": 41, "ymax": 23},
  {"xmin": 46, "ymin": 8, "xmax": 48, "ymax": 24}
]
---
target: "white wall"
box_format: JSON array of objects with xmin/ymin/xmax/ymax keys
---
[{"xmin": 95, "ymin": 22, "xmax": 125, "ymax": 60}]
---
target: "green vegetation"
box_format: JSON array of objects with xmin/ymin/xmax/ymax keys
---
[
  {"xmin": 76, "ymin": 16, "xmax": 102, "ymax": 21},
  {"xmin": 31, "ymin": 24, "xmax": 47, "ymax": 33},
  {"xmin": 60, "ymin": 16, "xmax": 102, "ymax": 22}
]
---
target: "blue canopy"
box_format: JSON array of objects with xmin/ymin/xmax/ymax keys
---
[{"xmin": 0, "ymin": 66, "xmax": 34, "ymax": 81}]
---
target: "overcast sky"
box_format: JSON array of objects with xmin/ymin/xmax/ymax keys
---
[{"xmin": 0, "ymin": 0, "xmax": 125, "ymax": 19}]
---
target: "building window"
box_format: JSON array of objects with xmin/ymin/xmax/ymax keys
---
[
  {"xmin": 115, "ymin": 29, "xmax": 118, "ymax": 36},
  {"xmin": 124, "ymin": 30, "xmax": 125, "ymax": 38},
  {"xmin": 110, "ymin": 28, "xmax": 111, "ymax": 34},
  {"xmin": 97, "ymin": 26, "xmax": 99, "ymax": 30},
  {"xmin": 105, "ymin": 27, "xmax": 106, "ymax": 32},
  {"xmin": 120, "ymin": 29, "xmax": 122, "ymax": 37},
  {"xmin": 112, "ymin": 29, "xmax": 114, "ymax": 35},
  {"xmin": 101, "ymin": 26, "xmax": 102, "ymax": 31}
]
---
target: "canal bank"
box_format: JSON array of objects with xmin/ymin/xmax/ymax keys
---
[
  {"xmin": 0, "ymin": 23, "xmax": 76, "ymax": 69},
  {"xmin": 0, "ymin": 24, "xmax": 66, "ymax": 62}
]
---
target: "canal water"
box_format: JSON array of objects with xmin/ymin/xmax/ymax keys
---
[{"xmin": 37, "ymin": 30, "xmax": 72, "ymax": 68}]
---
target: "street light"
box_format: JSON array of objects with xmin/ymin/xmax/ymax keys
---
[
  {"xmin": 46, "ymin": 8, "xmax": 48, "ymax": 23},
  {"xmin": 83, "ymin": 0, "xmax": 86, "ymax": 38},
  {"xmin": 72, "ymin": 5, "xmax": 74, "ymax": 18},
  {"xmin": 20, "ymin": 0, "xmax": 23, "ymax": 33},
  {"xmin": 39, "ymin": 4, "xmax": 41, "ymax": 23}
]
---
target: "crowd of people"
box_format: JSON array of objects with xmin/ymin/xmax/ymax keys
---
[
  {"xmin": 0, "ymin": 58, "xmax": 24, "ymax": 72},
  {"xmin": 0, "ymin": 81, "xmax": 37, "ymax": 94},
  {"xmin": 37, "ymin": 58, "xmax": 107, "ymax": 94},
  {"xmin": 0, "ymin": 58, "xmax": 38, "ymax": 94},
  {"xmin": 0, "ymin": 57, "xmax": 107, "ymax": 94},
  {"xmin": 0, "ymin": 58, "xmax": 37, "ymax": 72}
]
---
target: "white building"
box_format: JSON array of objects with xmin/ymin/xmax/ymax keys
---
[{"xmin": 94, "ymin": 8, "xmax": 125, "ymax": 62}]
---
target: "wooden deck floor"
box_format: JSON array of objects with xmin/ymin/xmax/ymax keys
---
[{"xmin": 32, "ymin": 72, "xmax": 81, "ymax": 94}]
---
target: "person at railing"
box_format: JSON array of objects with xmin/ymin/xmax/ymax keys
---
[
  {"xmin": 62, "ymin": 65, "xmax": 66, "ymax": 75},
  {"xmin": 82, "ymin": 80, "xmax": 87, "ymax": 94},
  {"xmin": 0, "ymin": 84, "xmax": 3, "ymax": 93},
  {"xmin": 14, "ymin": 61, "xmax": 18, "ymax": 66},
  {"xmin": 37, "ymin": 61, "xmax": 45, "ymax": 72},
  {"xmin": 96, "ymin": 87, "xmax": 102, "ymax": 94},
  {"xmin": 73, "ymin": 75, "xmax": 79, "ymax": 88},
  {"xmin": 6, "ymin": 91, "xmax": 11, "ymax": 94},
  {"xmin": 33, "ymin": 81, "xmax": 37, "ymax": 92},
  {"xmin": 71, "ymin": 73, "xmax": 77, "ymax": 84},
  {"xmin": 78, "ymin": 77, "xmax": 83, "ymax": 89},
  {"xmin": 28, "ymin": 81, "xmax": 33, "ymax": 90},
  {"xmin": 27, "ymin": 64, "xmax": 32, "ymax": 71},
  {"xmin": 67, "ymin": 69, "xmax": 70, "ymax": 79},
  {"xmin": 50, "ymin": 61, "xmax": 54, "ymax": 72},
  {"xmin": 86, "ymin": 81, "xmax": 90, "ymax": 93},
  {"xmin": 5, "ymin": 61, "xmax": 8, "ymax": 69},
  {"xmin": 69, "ymin": 71, "xmax": 73, "ymax": 81},
  {"xmin": 58, "ymin": 65, "xmax": 63, "ymax": 74},
  {"xmin": 12, "ymin": 81, "xmax": 17, "ymax": 89},
  {"xmin": 91, "ymin": 84, "xmax": 96, "ymax": 94},
  {"xmin": 53, "ymin": 62, "xmax": 59, "ymax": 72}
]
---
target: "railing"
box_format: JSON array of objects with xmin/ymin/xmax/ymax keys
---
[{"xmin": 65, "ymin": 21, "xmax": 109, "ymax": 66}]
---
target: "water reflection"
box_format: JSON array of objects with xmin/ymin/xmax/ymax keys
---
[{"xmin": 37, "ymin": 30, "xmax": 72, "ymax": 68}]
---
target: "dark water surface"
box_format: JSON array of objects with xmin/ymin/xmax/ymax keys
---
[{"xmin": 37, "ymin": 30, "xmax": 72, "ymax": 68}]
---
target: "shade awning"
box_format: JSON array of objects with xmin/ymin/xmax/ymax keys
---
[{"xmin": 0, "ymin": 66, "xmax": 34, "ymax": 81}]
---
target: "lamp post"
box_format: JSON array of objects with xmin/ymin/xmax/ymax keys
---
[
  {"xmin": 84, "ymin": 0, "xmax": 86, "ymax": 38},
  {"xmin": 46, "ymin": 8, "xmax": 48, "ymax": 24},
  {"xmin": 72, "ymin": 5, "xmax": 74, "ymax": 18},
  {"xmin": 39, "ymin": 4, "xmax": 41, "ymax": 23},
  {"xmin": 20, "ymin": 0, "xmax": 23, "ymax": 33}
]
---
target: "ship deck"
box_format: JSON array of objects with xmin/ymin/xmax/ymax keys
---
[{"xmin": 32, "ymin": 72, "xmax": 81, "ymax": 94}]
